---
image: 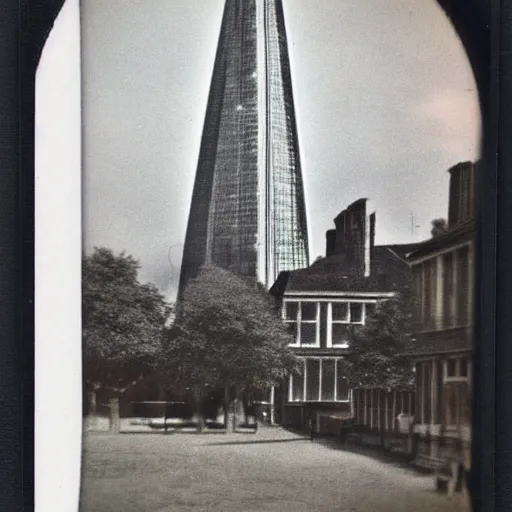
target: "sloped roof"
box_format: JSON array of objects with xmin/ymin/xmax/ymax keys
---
[
  {"xmin": 402, "ymin": 326, "xmax": 472, "ymax": 356},
  {"xmin": 407, "ymin": 219, "xmax": 474, "ymax": 261},
  {"xmin": 272, "ymin": 244, "xmax": 417, "ymax": 296}
]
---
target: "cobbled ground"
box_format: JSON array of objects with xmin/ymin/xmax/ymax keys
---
[{"xmin": 80, "ymin": 426, "xmax": 470, "ymax": 512}]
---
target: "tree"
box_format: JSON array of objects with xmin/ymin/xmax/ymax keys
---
[
  {"xmin": 346, "ymin": 293, "xmax": 415, "ymax": 391},
  {"xmin": 83, "ymin": 247, "xmax": 171, "ymax": 432},
  {"xmin": 345, "ymin": 292, "xmax": 415, "ymax": 446},
  {"xmin": 161, "ymin": 265, "xmax": 298, "ymax": 431}
]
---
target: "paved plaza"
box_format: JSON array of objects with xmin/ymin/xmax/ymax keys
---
[{"xmin": 80, "ymin": 426, "xmax": 469, "ymax": 512}]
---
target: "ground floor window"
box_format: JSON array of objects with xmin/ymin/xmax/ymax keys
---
[
  {"xmin": 443, "ymin": 355, "xmax": 470, "ymax": 430},
  {"xmin": 288, "ymin": 357, "xmax": 349, "ymax": 402},
  {"xmin": 415, "ymin": 355, "xmax": 471, "ymax": 429},
  {"xmin": 416, "ymin": 360, "xmax": 433, "ymax": 424}
]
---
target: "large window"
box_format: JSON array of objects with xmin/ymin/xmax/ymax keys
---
[
  {"xmin": 455, "ymin": 247, "xmax": 469, "ymax": 327},
  {"xmin": 443, "ymin": 356, "xmax": 470, "ymax": 429},
  {"xmin": 289, "ymin": 358, "xmax": 350, "ymax": 402},
  {"xmin": 290, "ymin": 360, "xmax": 304, "ymax": 402},
  {"xmin": 413, "ymin": 257, "xmax": 439, "ymax": 331},
  {"xmin": 328, "ymin": 301, "xmax": 375, "ymax": 347},
  {"xmin": 424, "ymin": 259, "xmax": 438, "ymax": 330},
  {"xmin": 414, "ymin": 244, "xmax": 472, "ymax": 332},
  {"xmin": 282, "ymin": 301, "xmax": 319, "ymax": 347},
  {"xmin": 306, "ymin": 359, "xmax": 320, "ymax": 401},
  {"xmin": 416, "ymin": 360, "xmax": 433, "ymax": 425},
  {"xmin": 442, "ymin": 252, "xmax": 455, "ymax": 328}
]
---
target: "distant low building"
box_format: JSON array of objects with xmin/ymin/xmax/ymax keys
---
[
  {"xmin": 405, "ymin": 161, "xmax": 477, "ymax": 470},
  {"xmin": 270, "ymin": 198, "xmax": 418, "ymax": 428}
]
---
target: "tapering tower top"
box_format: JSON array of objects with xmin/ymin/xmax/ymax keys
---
[{"xmin": 178, "ymin": 0, "xmax": 309, "ymax": 298}]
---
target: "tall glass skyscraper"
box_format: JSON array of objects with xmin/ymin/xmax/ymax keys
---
[{"xmin": 178, "ymin": 0, "xmax": 309, "ymax": 296}]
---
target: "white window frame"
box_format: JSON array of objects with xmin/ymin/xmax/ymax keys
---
[
  {"xmin": 327, "ymin": 300, "xmax": 376, "ymax": 348},
  {"xmin": 282, "ymin": 299, "xmax": 320, "ymax": 348},
  {"xmin": 299, "ymin": 301, "xmax": 321, "ymax": 348},
  {"xmin": 443, "ymin": 355, "xmax": 470, "ymax": 383},
  {"xmin": 282, "ymin": 300, "xmax": 300, "ymax": 347},
  {"xmin": 287, "ymin": 357, "xmax": 350, "ymax": 403},
  {"xmin": 442, "ymin": 355, "xmax": 470, "ymax": 430}
]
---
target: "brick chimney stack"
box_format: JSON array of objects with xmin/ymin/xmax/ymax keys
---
[
  {"xmin": 325, "ymin": 199, "xmax": 375, "ymax": 276},
  {"xmin": 448, "ymin": 161, "xmax": 478, "ymax": 228},
  {"xmin": 325, "ymin": 229, "xmax": 336, "ymax": 257}
]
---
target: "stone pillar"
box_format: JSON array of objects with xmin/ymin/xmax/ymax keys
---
[
  {"xmin": 436, "ymin": 256, "xmax": 444, "ymax": 329},
  {"xmin": 431, "ymin": 359, "xmax": 438, "ymax": 425}
]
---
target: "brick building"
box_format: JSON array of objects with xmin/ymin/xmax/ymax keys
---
[
  {"xmin": 405, "ymin": 161, "xmax": 477, "ymax": 469},
  {"xmin": 270, "ymin": 199, "xmax": 417, "ymax": 429}
]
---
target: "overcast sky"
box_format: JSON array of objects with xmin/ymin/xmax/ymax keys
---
[{"xmin": 81, "ymin": 0, "xmax": 480, "ymax": 302}]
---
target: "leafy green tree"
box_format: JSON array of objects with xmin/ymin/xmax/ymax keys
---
[
  {"xmin": 161, "ymin": 265, "xmax": 297, "ymax": 431},
  {"xmin": 346, "ymin": 293, "xmax": 415, "ymax": 391},
  {"xmin": 83, "ymin": 247, "xmax": 171, "ymax": 432}
]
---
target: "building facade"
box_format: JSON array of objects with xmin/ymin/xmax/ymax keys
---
[
  {"xmin": 270, "ymin": 199, "xmax": 417, "ymax": 428},
  {"xmin": 178, "ymin": 0, "xmax": 309, "ymax": 298},
  {"xmin": 405, "ymin": 161, "xmax": 477, "ymax": 469}
]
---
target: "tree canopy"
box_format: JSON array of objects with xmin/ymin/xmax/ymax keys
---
[
  {"xmin": 83, "ymin": 247, "xmax": 171, "ymax": 393},
  {"xmin": 346, "ymin": 293, "xmax": 415, "ymax": 390},
  {"xmin": 162, "ymin": 265, "xmax": 298, "ymax": 394}
]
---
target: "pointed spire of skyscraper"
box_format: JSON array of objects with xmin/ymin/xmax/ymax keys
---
[{"xmin": 178, "ymin": 0, "xmax": 309, "ymax": 298}]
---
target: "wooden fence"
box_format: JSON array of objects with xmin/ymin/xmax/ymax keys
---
[{"xmin": 353, "ymin": 388, "xmax": 415, "ymax": 433}]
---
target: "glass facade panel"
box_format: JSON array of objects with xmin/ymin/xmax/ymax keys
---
[
  {"xmin": 178, "ymin": 0, "xmax": 309, "ymax": 297},
  {"xmin": 321, "ymin": 360, "xmax": 335, "ymax": 401},
  {"xmin": 306, "ymin": 359, "xmax": 320, "ymax": 401}
]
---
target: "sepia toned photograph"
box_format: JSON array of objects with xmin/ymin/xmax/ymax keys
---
[{"xmin": 78, "ymin": 1, "xmax": 480, "ymax": 510}]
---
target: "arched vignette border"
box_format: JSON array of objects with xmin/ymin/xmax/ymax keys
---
[{"xmin": 11, "ymin": 0, "xmax": 496, "ymax": 510}]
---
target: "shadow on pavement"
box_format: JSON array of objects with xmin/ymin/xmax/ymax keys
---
[
  {"xmin": 204, "ymin": 437, "xmax": 310, "ymax": 446},
  {"xmin": 311, "ymin": 436, "xmax": 431, "ymax": 474}
]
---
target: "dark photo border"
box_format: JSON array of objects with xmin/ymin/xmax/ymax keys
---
[{"xmin": 0, "ymin": 0, "xmax": 506, "ymax": 510}]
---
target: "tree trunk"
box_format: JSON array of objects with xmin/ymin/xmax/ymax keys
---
[
  {"xmin": 242, "ymin": 391, "xmax": 249, "ymax": 424},
  {"xmin": 109, "ymin": 396, "xmax": 121, "ymax": 434},
  {"xmin": 194, "ymin": 387, "xmax": 204, "ymax": 433},
  {"xmin": 223, "ymin": 384, "xmax": 231, "ymax": 433},
  {"xmin": 232, "ymin": 387, "xmax": 239, "ymax": 432},
  {"xmin": 88, "ymin": 389, "xmax": 98, "ymax": 417}
]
